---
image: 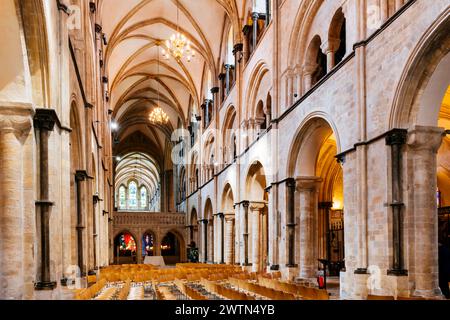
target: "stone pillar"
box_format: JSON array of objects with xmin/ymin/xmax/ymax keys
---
[
  {"xmin": 252, "ymin": 12, "xmax": 259, "ymax": 51},
  {"xmin": 395, "ymin": 0, "xmax": 404, "ymax": 11},
  {"xmin": 321, "ymin": 38, "xmax": 341, "ymax": 72},
  {"xmin": 407, "ymin": 126, "xmax": 444, "ymax": 297},
  {"xmin": 75, "ymin": 170, "xmax": 88, "ymax": 275},
  {"xmin": 296, "ymin": 177, "xmax": 322, "ymax": 278},
  {"xmin": 250, "ymin": 202, "xmax": 266, "ymax": 272},
  {"xmin": 201, "ymin": 219, "xmax": 208, "ymax": 263},
  {"xmin": 219, "ymin": 213, "xmax": 225, "ymax": 264},
  {"xmin": 0, "ymin": 106, "xmax": 33, "ymax": 299},
  {"xmin": 34, "ymin": 109, "xmax": 58, "ymax": 290},
  {"xmin": 386, "ymin": 129, "xmax": 408, "ymax": 276},
  {"xmin": 266, "ymin": 185, "xmax": 279, "ymax": 270},
  {"xmin": 224, "ymin": 213, "xmax": 235, "ymax": 264},
  {"xmin": 224, "ymin": 64, "xmax": 233, "ymax": 95},
  {"xmin": 286, "ymin": 178, "xmax": 297, "ymax": 267},
  {"xmin": 302, "ymin": 64, "xmax": 317, "ymax": 93},
  {"xmin": 242, "ymin": 201, "xmax": 250, "ymax": 266},
  {"xmin": 380, "ymin": 0, "xmax": 389, "ymax": 23}
]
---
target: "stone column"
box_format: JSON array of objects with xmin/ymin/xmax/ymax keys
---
[
  {"xmin": 252, "ymin": 12, "xmax": 259, "ymax": 51},
  {"xmin": 219, "ymin": 213, "xmax": 225, "ymax": 264},
  {"xmin": 0, "ymin": 106, "xmax": 33, "ymax": 299},
  {"xmin": 321, "ymin": 37, "xmax": 341, "ymax": 72},
  {"xmin": 75, "ymin": 170, "xmax": 88, "ymax": 275},
  {"xmin": 395, "ymin": 0, "xmax": 404, "ymax": 11},
  {"xmin": 296, "ymin": 177, "xmax": 322, "ymax": 278},
  {"xmin": 302, "ymin": 64, "xmax": 317, "ymax": 93},
  {"xmin": 200, "ymin": 219, "xmax": 208, "ymax": 263},
  {"xmin": 286, "ymin": 178, "xmax": 297, "ymax": 267},
  {"xmin": 34, "ymin": 109, "xmax": 58, "ymax": 290},
  {"xmin": 242, "ymin": 201, "xmax": 250, "ymax": 266},
  {"xmin": 224, "ymin": 213, "xmax": 235, "ymax": 264},
  {"xmin": 380, "ymin": 0, "xmax": 389, "ymax": 23},
  {"xmin": 386, "ymin": 129, "xmax": 408, "ymax": 276},
  {"xmin": 407, "ymin": 126, "xmax": 444, "ymax": 297},
  {"xmin": 224, "ymin": 64, "xmax": 233, "ymax": 95},
  {"xmin": 250, "ymin": 202, "xmax": 266, "ymax": 272}
]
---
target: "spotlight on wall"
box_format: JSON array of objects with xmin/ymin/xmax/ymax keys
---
[
  {"xmin": 110, "ymin": 121, "xmax": 119, "ymax": 131},
  {"xmin": 214, "ymin": 161, "xmax": 219, "ymax": 167},
  {"xmin": 115, "ymin": 156, "xmax": 122, "ymax": 162}
]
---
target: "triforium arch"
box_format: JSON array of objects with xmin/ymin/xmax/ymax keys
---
[
  {"xmin": 386, "ymin": 12, "xmax": 450, "ymax": 298},
  {"xmin": 245, "ymin": 160, "xmax": 269, "ymax": 272},
  {"xmin": 245, "ymin": 61, "xmax": 272, "ymax": 140},
  {"xmin": 287, "ymin": 115, "xmax": 344, "ymax": 280}
]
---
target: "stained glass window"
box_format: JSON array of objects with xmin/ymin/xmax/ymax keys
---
[
  {"xmin": 128, "ymin": 181, "xmax": 138, "ymax": 208},
  {"xmin": 140, "ymin": 186, "xmax": 147, "ymax": 209},
  {"xmin": 119, "ymin": 186, "xmax": 126, "ymax": 209}
]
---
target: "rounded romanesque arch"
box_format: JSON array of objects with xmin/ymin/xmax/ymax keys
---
[{"xmin": 390, "ymin": 12, "xmax": 450, "ymax": 129}]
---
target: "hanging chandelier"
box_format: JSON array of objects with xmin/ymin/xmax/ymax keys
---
[
  {"xmin": 149, "ymin": 46, "xmax": 169, "ymax": 124},
  {"xmin": 149, "ymin": 106, "xmax": 169, "ymax": 124},
  {"xmin": 162, "ymin": 0, "xmax": 195, "ymax": 62}
]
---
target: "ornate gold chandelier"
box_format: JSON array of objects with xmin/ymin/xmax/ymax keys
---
[
  {"xmin": 149, "ymin": 106, "xmax": 169, "ymax": 124},
  {"xmin": 149, "ymin": 46, "xmax": 169, "ymax": 124},
  {"xmin": 162, "ymin": 0, "xmax": 195, "ymax": 62}
]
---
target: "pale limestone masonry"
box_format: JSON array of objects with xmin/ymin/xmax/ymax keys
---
[{"xmin": 0, "ymin": 0, "xmax": 449, "ymax": 300}]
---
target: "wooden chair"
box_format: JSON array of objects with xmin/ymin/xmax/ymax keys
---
[{"xmin": 367, "ymin": 295, "xmax": 395, "ymax": 300}]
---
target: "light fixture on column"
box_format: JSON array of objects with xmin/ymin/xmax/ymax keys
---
[
  {"xmin": 149, "ymin": 47, "xmax": 170, "ymax": 124},
  {"xmin": 161, "ymin": 0, "xmax": 195, "ymax": 62}
]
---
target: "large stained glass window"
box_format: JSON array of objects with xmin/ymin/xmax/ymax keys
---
[
  {"xmin": 140, "ymin": 186, "xmax": 147, "ymax": 209},
  {"xmin": 119, "ymin": 186, "xmax": 126, "ymax": 209},
  {"xmin": 119, "ymin": 233, "xmax": 136, "ymax": 251},
  {"xmin": 128, "ymin": 181, "xmax": 138, "ymax": 208}
]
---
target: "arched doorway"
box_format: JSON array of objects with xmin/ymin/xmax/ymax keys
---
[
  {"xmin": 204, "ymin": 198, "xmax": 214, "ymax": 263},
  {"xmin": 246, "ymin": 161, "xmax": 269, "ymax": 272},
  {"xmin": 389, "ymin": 15, "xmax": 450, "ymax": 297},
  {"xmin": 288, "ymin": 117, "xmax": 344, "ymax": 279},
  {"xmin": 188, "ymin": 208, "xmax": 199, "ymax": 262},
  {"xmin": 222, "ymin": 184, "xmax": 235, "ymax": 264},
  {"xmin": 161, "ymin": 231, "xmax": 182, "ymax": 265},
  {"xmin": 142, "ymin": 231, "xmax": 156, "ymax": 258},
  {"xmin": 437, "ymin": 86, "xmax": 450, "ymax": 298},
  {"xmin": 114, "ymin": 232, "xmax": 137, "ymax": 264}
]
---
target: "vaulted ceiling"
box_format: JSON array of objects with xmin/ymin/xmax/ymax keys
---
[{"xmin": 99, "ymin": 0, "xmax": 249, "ymax": 161}]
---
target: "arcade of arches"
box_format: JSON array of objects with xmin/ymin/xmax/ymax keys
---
[{"xmin": 0, "ymin": 0, "xmax": 449, "ymax": 300}]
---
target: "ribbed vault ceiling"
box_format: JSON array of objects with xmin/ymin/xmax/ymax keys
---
[{"xmin": 100, "ymin": 0, "xmax": 250, "ymax": 157}]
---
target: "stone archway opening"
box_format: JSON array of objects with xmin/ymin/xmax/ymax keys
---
[
  {"xmin": 161, "ymin": 231, "xmax": 182, "ymax": 265},
  {"xmin": 289, "ymin": 117, "xmax": 344, "ymax": 284},
  {"xmin": 142, "ymin": 231, "xmax": 156, "ymax": 258},
  {"xmin": 114, "ymin": 232, "xmax": 137, "ymax": 265},
  {"xmin": 436, "ymin": 85, "xmax": 450, "ymax": 298},
  {"xmin": 246, "ymin": 161, "xmax": 269, "ymax": 272}
]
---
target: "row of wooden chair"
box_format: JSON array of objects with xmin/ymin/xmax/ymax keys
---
[
  {"xmin": 228, "ymin": 278, "xmax": 297, "ymax": 300},
  {"xmin": 94, "ymin": 287, "xmax": 117, "ymax": 300},
  {"xmin": 257, "ymin": 276, "xmax": 329, "ymax": 300},
  {"xmin": 74, "ymin": 279, "xmax": 107, "ymax": 300},
  {"xmin": 117, "ymin": 280, "xmax": 131, "ymax": 300},
  {"xmin": 201, "ymin": 279, "xmax": 255, "ymax": 300}
]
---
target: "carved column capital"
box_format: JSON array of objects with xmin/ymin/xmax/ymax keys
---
[
  {"xmin": 321, "ymin": 37, "xmax": 341, "ymax": 54},
  {"xmin": 407, "ymin": 125, "xmax": 444, "ymax": 152},
  {"xmin": 249, "ymin": 201, "xmax": 267, "ymax": 211},
  {"xmin": 33, "ymin": 108, "xmax": 59, "ymax": 131},
  {"xmin": 0, "ymin": 103, "xmax": 34, "ymax": 137},
  {"xmin": 295, "ymin": 176, "xmax": 322, "ymax": 191},
  {"xmin": 302, "ymin": 63, "xmax": 318, "ymax": 76}
]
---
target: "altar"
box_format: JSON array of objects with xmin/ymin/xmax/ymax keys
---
[{"xmin": 143, "ymin": 256, "xmax": 166, "ymax": 267}]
